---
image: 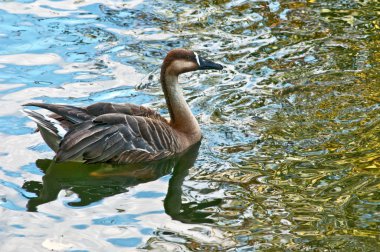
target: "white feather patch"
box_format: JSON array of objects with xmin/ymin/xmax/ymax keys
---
[
  {"xmin": 46, "ymin": 116, "xmax": 67, "ymax": 138},
  {"xmin": 23, "ymin": 109, "xmax": 67, "ymax": 138},
  {"xmin": 194, "ymin": 52, "xmax": 201, "ymax": 66}
]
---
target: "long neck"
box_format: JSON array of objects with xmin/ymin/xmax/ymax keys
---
[{"xmin": 161, "ymin": 72, "xmax": 201, "ymax": 136}]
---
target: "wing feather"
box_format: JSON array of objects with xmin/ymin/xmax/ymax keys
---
[
  {"xmin": 145, "ymin": 119, "xmax": 165, "ymax": 150},
  {"xmin": 85, "ymin": 134, "xmax": 126, "ymax": 163},
  {"xmin": 23, "ymin": 102, "xmax": 93, "ymax": 124},
  {"xmin": 56, "ymin": 113, "xmax": 179, "ymax": 163},
  {"xmin": 23, "ymin": 102, "xmax": 168, "ymax": 134},
  {"xmin": 86, "ymin": 102, "xmax": 167, "ymax": 122},
  {"xmin": 56, "ymin": 124, "xmax": 118, "ymax": 161}
]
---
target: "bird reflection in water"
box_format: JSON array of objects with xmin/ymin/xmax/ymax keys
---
[{"xmin": 22, "ymin": 142, "xmax": 221, "ymax": 223}]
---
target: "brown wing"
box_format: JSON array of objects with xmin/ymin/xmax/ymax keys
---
[
  {"xmin": 24, "ymin": 102, "xmax": 168, "ymax": 130},
  {"xmin": 86, "ymin": 102, "xmax": 168, "ymax": 123},
  {"xmin": 56, "ymin": 113, "xmax": 180, "ymax": 164},
  {"xmin": 23, "ymin": 102, "xmax": 93, "ymax": 126}
]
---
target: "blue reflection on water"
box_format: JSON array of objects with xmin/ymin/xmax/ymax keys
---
[
  {"xmin": 0, "ymin": 116, "xmax": 32, "ymax": 135},
  {"xmin": 0, "ymin": 167, "xmax": 21, "ymax": 178},
  {"xmin": 107, "ymin": 237, "xmax": 142, "ymax": 248},
  {"xmin": 0, "ymin": 197, "xmax": 25, "ymax": 211},
  {"xmin": 13, "ymin": 234, "xmax": 26, "ymax": 237},
  {"xmin": 93, "ymin": 214, "xmax": 139, "ymax": 225},
  {"xmin": 27, "ymin": 143, "xmax": 51, "ymax": 153},
  {"xmin": 0, "ymin": 64, "xmax": 64, "ymax": 87},
  {"xmin": 20, "ymin": 163, "xmax": 44, "ymax": 175},
  {"xmin": 88, "ymin": 86, "xmax": 156, "ymax": 104},
  {"xmin": 63, "ymin": 196, "xmax": 103, "ymax": 209},
  {"xmin": 0, "ymin": 179, "xmax": 36, "ymax": 198},
  {"xmin": 46, "ymin": 213, "xmax": 64, "ymax": 222},
  {"xmin": 140, "ymin": 227, "xmax": 154, "ymax": 235},
  {"xmin": 93, "ymin": 210, "xmax": 164, "ymax": 226},
  {"xmin": 10, "ymin": 224, "xmax": 25, "ymax": 229},
  {"xmin": 72, "ymin": 224, "xmax": 89, "ymax": 230},
  {"xmin": 133, "ymin": 191, "xmax": 165, "ymax": 199}
]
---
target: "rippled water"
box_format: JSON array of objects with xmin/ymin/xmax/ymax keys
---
[{"xmin": 0, "ymin": 0, "xmax": 379, "ymax": 251}]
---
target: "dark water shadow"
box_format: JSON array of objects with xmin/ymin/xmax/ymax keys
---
[{"xmin": 22, "ymin": 142, "xmax": 221, "ymax": 223}]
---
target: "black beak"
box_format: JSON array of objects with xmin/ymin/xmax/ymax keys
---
[{"xmin": 198, "ymin": 56, "xmax": 223, "ymax": 70}]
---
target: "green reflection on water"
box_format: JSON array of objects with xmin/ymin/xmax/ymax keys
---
[
  {"xmin": 172, "ymin": 0, "xmax": 380, "ymax": 250},
  {"xmin": 23, "ymin": 143, "xmax": 220, "ymax": 223}
]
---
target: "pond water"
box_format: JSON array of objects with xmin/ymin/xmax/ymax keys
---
[{"xmin": 0, "ymin": 0, "xmax": 379, "ymax": 251}]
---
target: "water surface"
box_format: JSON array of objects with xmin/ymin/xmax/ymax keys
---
[{"xmin": 0, "ymin": 0, "xmax": 379, "ymax": 251}]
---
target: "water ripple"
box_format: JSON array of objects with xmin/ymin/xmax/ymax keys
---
[{"xmin": 0, "ymin": 0, "xmax": 379, "ymax": 251}]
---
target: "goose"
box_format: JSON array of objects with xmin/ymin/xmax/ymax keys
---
[{"xmin": 23, "ymin": 49, "xmax": 223, "ymax": 164}]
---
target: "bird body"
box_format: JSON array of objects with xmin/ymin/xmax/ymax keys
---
[{"xmin": 23, "ymin": 49, "xmax": 223, "ymax": 164}]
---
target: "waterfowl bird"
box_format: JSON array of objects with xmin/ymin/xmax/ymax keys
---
[{"xmin": 23, "ymin": 49, "xmax": 223, "ymax": 164}]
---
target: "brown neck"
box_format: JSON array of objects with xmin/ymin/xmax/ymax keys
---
[{"xmin": 160, "ymin": 69, "xmax": 201, "ymax": 137}]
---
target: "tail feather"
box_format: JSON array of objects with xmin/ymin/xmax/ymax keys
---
[
  {"xmin": 23, "ymin": 102, "xmax": 92, "ymax": 124},
  {"xmin": 22, "ymin": 109, "xmax": 67, "ymax": 152}
]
